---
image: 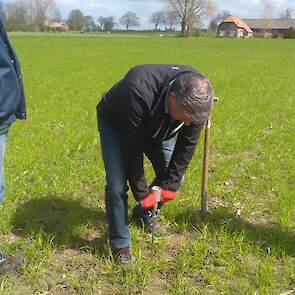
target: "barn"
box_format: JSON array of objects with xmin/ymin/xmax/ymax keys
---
[
  {"xmin": 217, "ymin": 16, "xmax": 253, "ymax": 38},
  {"xmin": 242, "ymin": 19, "xmax": 295, "ymax": 38}
]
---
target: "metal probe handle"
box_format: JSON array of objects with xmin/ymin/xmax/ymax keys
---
[
  {"xmin": 151, "ymin": 186, "xmax": 161, "ymax": 214},
  {"xmin": 201, "ymin": 116, "xmax": 211, "ymax": 222}
]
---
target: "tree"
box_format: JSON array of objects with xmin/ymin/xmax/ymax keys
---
[
  {"xmin": 103, "ymin": 16, "xmax": 115, "ymax": 31},
  {"xmin": 5, "ymin": 1, "xmax": 33, "ymax": 31},
  {"xmin": 260, "ymin": 0, "xmax": 274, "ymax": 36},
  {"xmin": 260, "ymin": 0, "xmax": 274, "ymax": 19},
  {"xmin": 150, "ymin": 11, "xmax": 166, "ymax": 30},
  {"xmin": 67, "ymin": 9, "xmax": 85, "ymax": 31},
  {"xmin": 209, "ymin": 10, "xmax": 230, "ymax": 31},
  {"xmin": 279, "ymin": 8, "xmax": 293, "ymax": 19},
  {"xmin": 84, "ymin": 15, "xmax": 96, "ymax": 32},
  {"xmin": 33, "ymin": 0, "xmax": 55, "ymax": 31},
  {"xmin": 96, "ymin": 16, "xmax": 116, "ymax": 31},
  {"xmin": 119, "ymin": 11, "xmax": 139, "ymax": 30},
  {"xmin": 167, "ymin": 0, "xmax": 216, "ymax": 36},
  {"xmin": 50, "ymin": 7, "xmax": 62, "ymax": 22},
  {"xmin": 285, "ymin": 27, "xmax": 295, "ymax": 38},
  {"xmin": 97, "ymin": 16, "xmax": 104, "ymax": 30},
  {"xmin": 0, "ymin": 0, "xmax": 6, "ymax": 24},
  {"xmin": 165, "ymin": 9, "xmax": 178, "ymax": 30}
]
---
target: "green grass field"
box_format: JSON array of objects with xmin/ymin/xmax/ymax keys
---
[{"xmin": 0, "ymin": 35, "xmax": 294, "ymax": 294}]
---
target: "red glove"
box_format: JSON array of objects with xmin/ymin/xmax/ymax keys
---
[
  {"xmin": 160, "ymin": 188, "xmax": 177, "ymax": 203},
  {"xmin": 139, "ymin": 187, "xmax": 177, "ymax": 209},
  {"xmin": 139, "ymin": 190, "xmax": 158, "ymax": 209}
]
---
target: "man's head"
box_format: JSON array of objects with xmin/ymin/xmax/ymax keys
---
[{"xmin": 167, "ymin": 72, "xmax": 214, "ymax": 125}]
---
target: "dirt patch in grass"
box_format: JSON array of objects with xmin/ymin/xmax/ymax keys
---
[
  {"xmin": 143, "ymin": 271, "xmax": 167, "ymax": 295},
  {"xmin": 0, "ymin": 233, "xmax": 20, "ymax": 244},
  {"xmin": 246, "ymin": 209, "xmax": 274, "ymax": 226},
  {"xmin": 210, "ymin": 150, "xmax": 256, "ymax": 165},
  {"xmin": 167, "ymin": 232, "xmax": 195, "ymax": 249},
  {"xmin": 43, "ymin": 249, "xmax": 112, "ymax": 295},
  {"xmin": 244, "ymin": 253, "xmax": 260, "ymax": 271},
  {"xmin": 208, "ymin": 195, "xmax": 230, "ymax": 209},
  {"xmin": 159, "ymin": 231, "xmax": 197, "ymax": 262},
  {"xmin": 226, "ymin": 150, "xmax": 255, "ymax": 160},
  {"xmin": 0, "ymin": 279, "xmax": 33, "ymax": 295},
  {"xmin": 139, "ymin": 230, "xmax": 197, "ymax": 267}
]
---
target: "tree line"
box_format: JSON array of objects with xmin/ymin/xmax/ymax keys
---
[
  {"xmin": 0, "ymin": 0, "xmax": 58, "ymax": 31},
  {"xmin": 0, "ymin": 0, "xmax": 217, "ymax": 35},
  {"xmin": 0, "ymin": 0, "xmax": 293, "ymax": 35}
]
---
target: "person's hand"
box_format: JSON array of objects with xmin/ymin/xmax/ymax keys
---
[
  {"xmin": 160, "ymin": 188, "xmax": 177, "ymax": 203},
  {"xmin": 138, "ymin": 190, "xmax": 159, "ymax": 209},
  {"xmin": 138, "ymin": 187, "xmax": 177, "ymax": 209}
]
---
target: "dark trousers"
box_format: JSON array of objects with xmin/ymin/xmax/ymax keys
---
[{"xmin": 98, "ymin": 116, "xmax": 175, "ymax": 249}]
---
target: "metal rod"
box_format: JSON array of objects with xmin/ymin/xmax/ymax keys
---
[{"xmin": 201, "ymin": 116, "xmax": 211, "ymax": 222}]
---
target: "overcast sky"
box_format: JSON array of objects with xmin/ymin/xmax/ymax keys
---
[{"xmin": 24, "ymin": 0, "xmax": 295, "ymax": 29}]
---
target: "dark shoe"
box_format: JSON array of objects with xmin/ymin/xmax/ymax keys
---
[
  {"xmin": 0, "ymin": 251, "xmax": 5, "ymax": 264},
  {"xmin": 113, "ymin": 245, "xmax": 136, "ymax": 265},
  {"xmin": 132, "ymin": 204, "xmax": 167, "ymax": 235},
  {"xmin": 0, "ymin": 252, "xmax": 28, "ymax": 276},
  {"xmin": 144, "ymin": 219, "xmax": 167, "ymax": 235}
]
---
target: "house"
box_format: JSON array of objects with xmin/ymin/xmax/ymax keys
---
[
  {"xmin": 44, "ymin": 21, "xmax": 69, "ymax": 32},
  {"xmin": 217, "ymin": 16, "xmax": 253, "ymax": 38},
  {"xmin": 49, "ymin": 22, "xmax": 69, "ymax": 32},
  {"xmin": 242, "ymin": 19, "xmax": 295, "ymax": 38}
]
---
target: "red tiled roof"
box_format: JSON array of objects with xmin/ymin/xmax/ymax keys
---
[{"xmin": 223, "ymin": 16, "xmax": 253, "ymax": 33}]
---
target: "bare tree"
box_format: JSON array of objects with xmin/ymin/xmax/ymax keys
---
[
  {"xmin": 167, "ymin": 0, "xmax": 216, "ymax": 36},
  {"xmin": 97, "ymin": 16, "xmax": 116, "ymax": 31},
  {"xmin": 150, "ymin": 11, "xmax": 166, "ymax": 30},
  {"xmin": 6, "ymin": 2, "xmax": 27, "ymax": 25},
  {"xmin": 0, "ymin": 0, "xmax": 6, "ymax": 24},
  {"xmin": 102, "ymin": 16, "xmax": 115, "ymax": 31},
  {"xmin": 50, "ymin": 7, "xmax": 62, "ymax": 22},
  {"xmin": 279, "ymin": 8, "xmax": 293, "ymax": 19},
  {"xmin": 5, "ymin": 1, "xmax": 33, "ymax": 31},
  {"xmin": 209, "ymin": 10, "xmax": 230, "ymax": 31},
  {"xmin": 97, "ymin": 16, "xmax": 104, "ymax": 30},
  {"xmin": 165, "ymin": 9, "xmax": 178, "ymax": 30},
  {"xmin": 67, "ymin": 9, "xmax": 85, "ymax": 31},
  {"xmin": 260, "ymin": 0, "xmax": 274, "ymax": 37},
  {"xmin": 119, "ymin": 11, "xmax": 139, "ymax": 30},
  {"xmin": 27, "ymin": 0, "xmax": 36, "ymax": 24},
  {"xmin": 84, "ymin": 15, "xmax": 96, "ymax": 32},
  {"xmin": 33, "ymin": 0, "xmax": 54, "ymax": 31},
  {"xmin": 260, "ymin": 0, "xmax": 274, "ymax": 19}
]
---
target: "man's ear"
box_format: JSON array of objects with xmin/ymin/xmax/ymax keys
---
[{"xmin": 167, "ymin": 91, "xmax": 176, "ymax": 106}]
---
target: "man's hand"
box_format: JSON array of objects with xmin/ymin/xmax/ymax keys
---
[
  {"xmin": 138, "ymin": 190, "xmax": 159, "ymax": 209},
  {"xmin": 138, "ymin": 187, "xmax": 177, "ymax": 209},
  {"xmin": 160, "ymin": 188, "xmax": 177, "ymax": 203}
]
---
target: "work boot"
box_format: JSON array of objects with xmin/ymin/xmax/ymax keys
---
[
  {"xmin": 132, "ymin": 204, "xmax": 167, "ymax": 235},
  {"xmin": 144, "ymin": 217, "xmax": 167, "ymax": 235},
  {"xmin": 113, "ymin": 245, "xmax": 136, "ymax": 266},
  {"xmin": 0, "ymin": 251, "xmax": 28, "ymax": 276},
  {"xmin": 0, "ymin": 251, "xmax": 5, "ymax": 264}
]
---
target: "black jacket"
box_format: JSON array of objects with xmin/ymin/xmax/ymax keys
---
[
  {"xmin": 0, "ymin": 18, "xmax": 26, "ymax": 124},
  {"xmin": 97, "ymin": 64, "xmax": 204, "ymax": 200}
]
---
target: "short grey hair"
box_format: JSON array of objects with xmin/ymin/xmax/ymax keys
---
[{"xmin": 170, "ymin": 72, "xmax": 214, "ymax": 123}]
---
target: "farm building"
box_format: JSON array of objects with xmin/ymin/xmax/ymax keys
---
[
  {"xmin": 217, "ymin": 16, "xmax": 253, "ymax": 38},
  {"xmin": 45, "ymin": 21, "xmax": 70, "ymax": 32},
  {"xmin": 242, "ymin": 19, "xmax": 295, "ymax": 38}
]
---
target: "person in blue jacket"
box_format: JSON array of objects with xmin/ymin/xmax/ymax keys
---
[{"xmin": 0, "ymin": 17, "xmax": 26, "ymax": 268}]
